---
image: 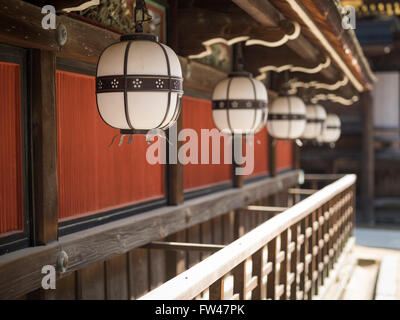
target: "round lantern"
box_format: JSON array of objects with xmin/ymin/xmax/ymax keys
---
[
  {"xmin": 318, "ymin": 113, "xmax": 341, "ymax": 143},
  {"xmin": 267, "ymin": 95, "xmax": 307, "ymax": 139},
  {"xmin": 96, "ymin": 33, "xmax": 183, "ymax": 134},
  {"xmin": 301, "ymin": 104, "xmax": 327, "ymax": 140},
  {"xmin": 212, "ymin": 72, "xmax": 268, "ymax": 135}
]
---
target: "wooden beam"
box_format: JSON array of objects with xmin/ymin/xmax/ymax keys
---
[
  {"xmin": 288, "ymin": 188, "xmax": 318, "ymax": 195},
  {"xmin": 0, "ymin": 0, "xmax": 119, "ymax": 65},
  {"xmin": 176, "ymin": 7, "xmax": 298, "ymax": 57},
  {"xmin": 305, "ymin": 174, "xmax": 345, "ymax": 181},
  {"xmin": 245, "ymin": 205, "xmax": 288, "ymax": 213},
  {"xmin": 232, "ymin": 0, "xmax": 339, "ymax": 81},
  {"xmin": 0, "ymin": 1, "xmax": 228, "ymax": 99},
  {"xmin": 167, "ymin": 2, "xmax": 184, "ymax": 206},
  {"xmin": 268, "ymin": 138, "xmax": 277, "ymax": 177},
  {"xmin": 0, "ymin": 170, "xmax": 300, "ymax": 299},
  {"xmin": 31, "ymin": 49, "xmax": 58, "ymax": 245},
  {"xmin": 361, "ymin": 91, "xmax": 375, "ymax": 224},
  {"xmin": 143, "ymin": 242, "xmax": 225, "ymax": 253}
]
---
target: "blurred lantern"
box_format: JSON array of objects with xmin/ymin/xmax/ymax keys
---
[
  {"xmin": 301, "ymin": 104, "xmax": 327, "ymax": 140},
  {"xmin": 318, "ymin": 113, "xmax": 341, "ymax": 144},
  {"xmin": 267, "ymin": 95, "xmax": 307, "ymax": 140},
  {"xmin": 212, "ymin": 43, "xmax": 268, "ymax": 135},
  {"xmin": 95, "ymin": 0, "xmax": 183, "ymax": 135}
]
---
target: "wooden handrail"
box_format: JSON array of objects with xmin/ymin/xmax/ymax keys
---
[
  {"xmin": 143, "ymin": 242, "xmax": 225, "ymax": 252},
  {"xmin": 140, "ymin": 174, "xmax": 356, "ymax": 300}
]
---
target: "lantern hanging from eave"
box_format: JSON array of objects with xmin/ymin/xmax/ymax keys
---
[
  {"xmin": 212, "ymin": 42, "xmax": 268, "ymax": 135},
  {"xmin": 267, "ymin": 95, "xmax": 307, "ymax": 140},
  {"xmin": 212, "ymin": 71, "xmax": 268, "ymax": 135},
  {"xmin": 95, "ymin": 0, "xmax": 183, "ymax": 135},
  {"xmin": 301, "ymin": 104, "xmax": 327, "ymax": 140},
  {"xmin": 318, "ymin": 113, "xmax": 341, "ymax": 144}
]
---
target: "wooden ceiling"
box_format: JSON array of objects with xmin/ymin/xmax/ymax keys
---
[
  {"xmin": 15, "ymin": 0, "xmax": 375, "ymax": 103},
  {"xmin": 175, "ymin": 0, "xmax": 374, "ymax": 102}
]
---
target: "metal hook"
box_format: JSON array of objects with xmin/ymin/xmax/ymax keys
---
[
  {"xmin": 118, "ymin": 134, "xmax": 126, "ymax": 147},
  {"xmin": 108, "ymin": 134, "xmax": 120, "ymax": 147}
]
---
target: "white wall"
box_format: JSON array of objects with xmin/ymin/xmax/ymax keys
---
[{"xmin": 372, "ymin": 72, "xmax": 400, "ymax": 129}]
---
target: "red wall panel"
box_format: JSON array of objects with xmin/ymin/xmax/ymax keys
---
[
  {"xmin": 0, "ymin": 62, "xmax": 23, "ymax": 235},
  {"xmin": 182, "ymin": 97, "xmax": 232, "ymax": 191},
  {"xmin": 276, "ymin": 140, "xmax": 293, "ymax": 172},
  {"xmin": 57, "ymin": 71, "xmax": 165, "ymax": 221}
]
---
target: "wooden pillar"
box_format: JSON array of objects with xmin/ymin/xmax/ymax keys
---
[
  {"xmin": 361, "ymin": 91, "xmax": 374, "ymax": 224},
  {"xmin": 167, "ymin": 0, "xmax": 183, "ymax": 206},
  {"xmin": 31, "ymin": 49, "xmax": 58, "ymax": 245},
  {"xmin": 268, "ymin": 138, "xmax": 277, "ymax": 177},
  {"xmin": 165, "ymin": 0, "xmax": 185, "ymax": 281},
  {"xmin": 293, "ymin": 143, "xmax": 300, "ymax": 170},
  {"xmin": 233, "ymin": 135, "xmax": 244, "ymax": 188}
]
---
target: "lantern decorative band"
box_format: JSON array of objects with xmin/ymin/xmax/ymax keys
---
[
  {"xmin": 96, "ymin": 75, "xmax": 183, "ymax": 94},
  {"xmin": 307, "ymin": 119, "xmax": 325, "ymax": 123},
  {"xmin": 269, "ymin": 114, "xmax": 306, "ymax": 121},
  {"xmin": 212, "ymin": 100, "xmax": 267, "ymax": 110},
  {"xmin": 326, "ymin": 125, "xmax": 340, "ymax": 129}
]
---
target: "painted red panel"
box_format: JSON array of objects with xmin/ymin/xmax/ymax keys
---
[
  {"xmin": 182, "ymin": 97, "xmax": 232, "ymax": 191},
  {"xmin": 276, "ymin": 139, "xmax": 293, "ymax": 172},
  {"xmin": 57, "ymin": 71, "xmax": 165, "ymax": 221},
  {"xmin": 247, "ymin": 128, "xmax": 269, "ymax": 178},
  {"xmin": 0, "ymin": 62, "xmax": 23, "ymax": 235}
]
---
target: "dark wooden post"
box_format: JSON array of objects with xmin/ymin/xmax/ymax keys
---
[
  {"xmin": 165, "ymin": 0, "xmax": 185, "ymax": 281},
  {"xmin": 268, "ymin": 137, "xmax": 277, "ymax": 177},
  {"xmin": 31, "ymin": 49, "xmax": 58, "ymax": 245},
  {"xmin": 167, "ymin": 0, "xmax": 183, "ymax": 206},
  {"xmin": 293, "ymin": 142, "xmax": 300, "ymax": 170},
  {"xmin": 361, "ymin": 91, "xmax": 374, "ymax": 224}
]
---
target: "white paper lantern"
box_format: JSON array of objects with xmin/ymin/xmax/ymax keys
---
[
  {"xmin": 267, "ymin": 96, "xmax": 306, "ymax": 139},
  {"xmin": 96, "ymin": 33, "xmax": 183, "ymax": 134},
  {"xmin": 212, "ymin": 72, "xmax": 268, "ymax": 135},
  {"xmin": 318, "ymin": 113, "xmax": 341, "ymax": 143},
  {"xmin": 301, "ymin": 104, "xmax": 327, "ymax": 140}
]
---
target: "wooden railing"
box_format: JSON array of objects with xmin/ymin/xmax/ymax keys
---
[{"xmin": 140, "ymin": 174, "xmax": 356, "ymax": 300}]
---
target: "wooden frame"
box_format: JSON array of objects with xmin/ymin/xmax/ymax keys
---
[
  {"xmin": 0, "ymin": 44, "xmax": 31, "ymax": 255},
  {"xmin": 54, "ymin": 57, "xmax": 169, "ymax": 236},
  {"xmin": 0, "ymin": 170, "xmax": 299, "ymax": 299},
  {"xmin": 140, "ymin": 174, "xmax": 356, "ymax": 300}
]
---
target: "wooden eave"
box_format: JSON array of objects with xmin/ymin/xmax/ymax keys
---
[
  {"xmin": 269, "ymin": 0, "xmax": 375, "ymax": 91},
  {"xmin": 0, "ymin": 0, "xmax": 373, "ymax": 99}
]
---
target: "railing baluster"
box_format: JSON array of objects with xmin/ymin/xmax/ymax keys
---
[
  {"xmin": 209, "ymin": 276, "xmax": 224, "ymax": 300},
  {"xmin": 233, "ymin": 261, "xmax": 246, "ymax": 300},
  {"xmin": 253, "ymin": 246, "xmax": 269, "ymax": 300},
  {"xmin": 322, "ymin": 202, "xmax": 330, "ymax": 284},
  {"xmin": 139, "ymin": 175, "xmax": 357, "ymax": 301},
  {"xmin": 316, "ymin": 206, "xmax": 323, "ymax": 292},
  {"xmin": 233, "ymin": 257, "xmax": 257, "ymax": 300},
  {"xmin": 267, "ymin": 238, "xmax": 277, "ymax": 300},
  {"xmin": 307, "ymin": 213, "xmax": 315, "ymax": 299},
  {"xmin": 299, "ymin": 218, "xmax": 307, "ymax": 300},
  {"xmin": 289, "ymin": 223, "xmax": 298, "ymax": 300},
  {"xmin": 279, "ymin": 230, "xmax": 288, "ymax": 300}
]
